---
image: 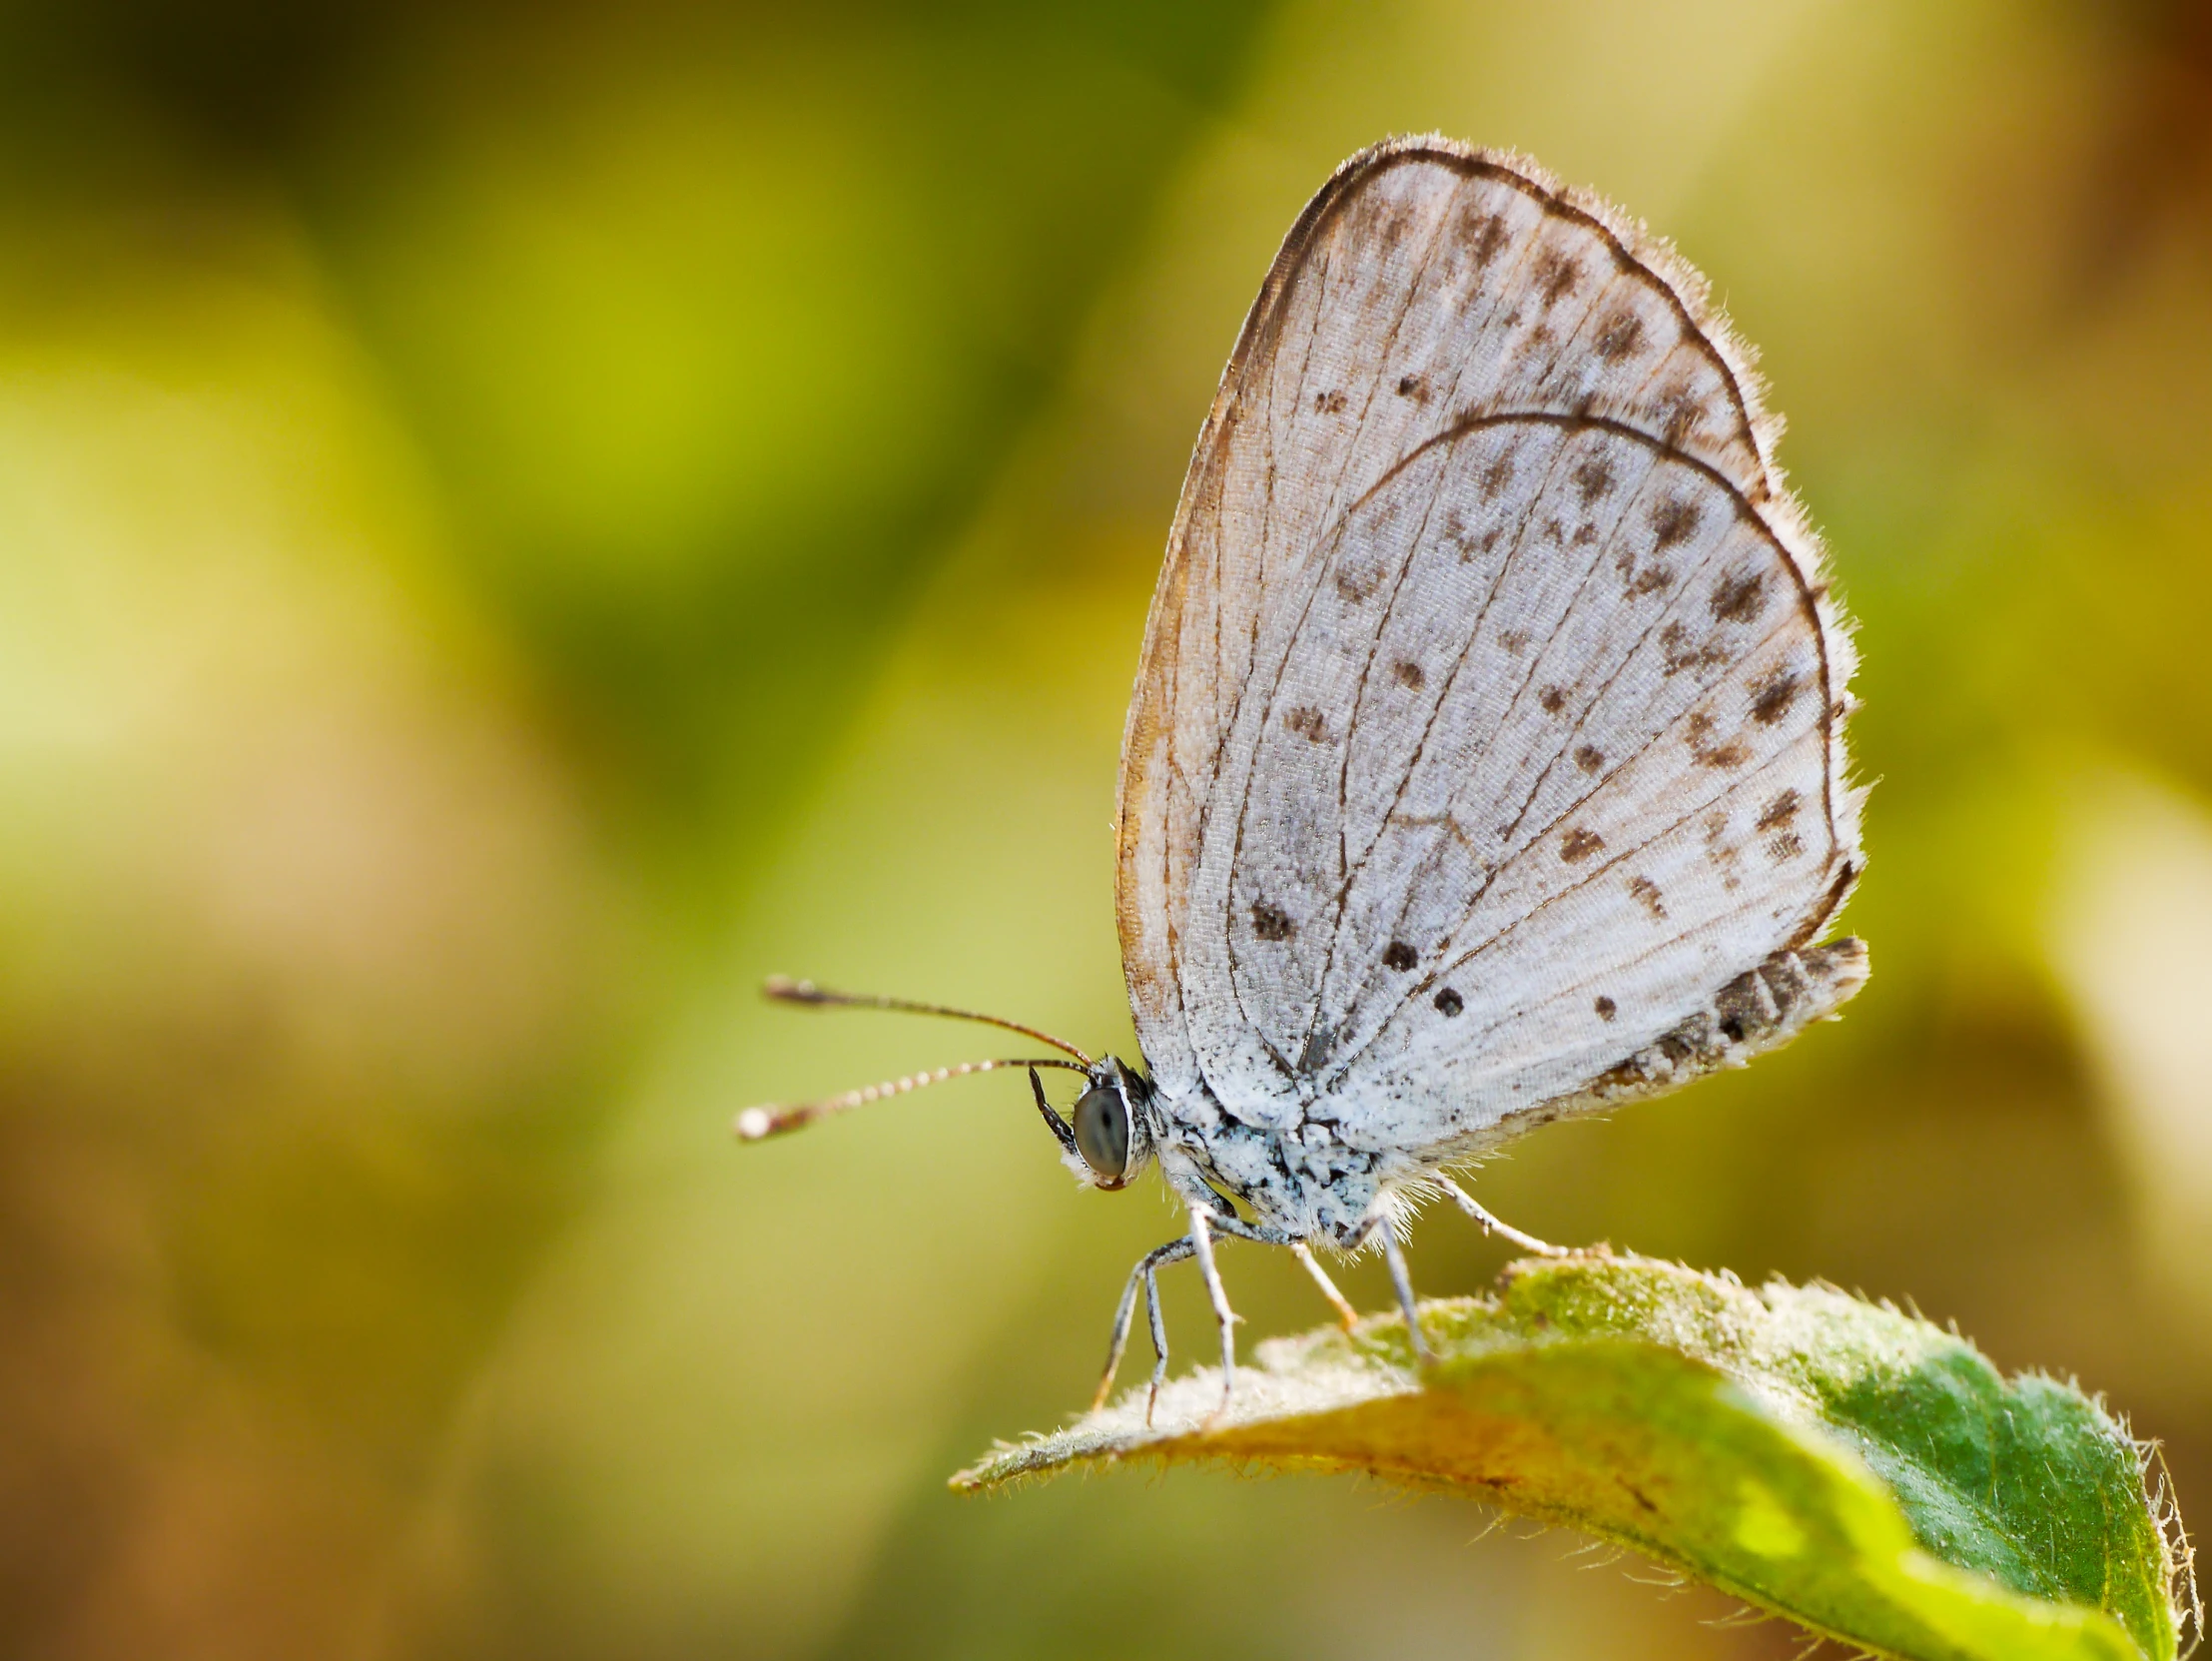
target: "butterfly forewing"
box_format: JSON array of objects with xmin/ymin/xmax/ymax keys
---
[{"xmin": 1116, "ymin": 139, "xmax": 1858, "ymax": 1159}]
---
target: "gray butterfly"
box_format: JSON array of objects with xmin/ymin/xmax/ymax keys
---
[{"xmin": 741, "ymin": 135, "xmax": 1865, "ymax": 1414}]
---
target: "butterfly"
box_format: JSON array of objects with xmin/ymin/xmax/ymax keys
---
[{"xmin": 740, "ymin": 135, "xmax": 1865, "ymax": 1415}]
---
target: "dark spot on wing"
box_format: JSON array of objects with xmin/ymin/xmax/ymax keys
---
[
  {"xmin": 1334, "ymin": 564, "xmax": 1381, "ymax": 603},
  {"xmin": 1766, "ymin": 830, "xmax": 1806, "ymax": 862},
  {"xmin": 1250, "ymin": 902, "xmax": 1294, "ymax": 941},
  {"xmin": 1313, "ymin": 389, "xmax": 1346, "ymax": 414},
  {"xmin": 1711, "ymin": 568, "xmax": 1766, "ymax": 623},
  {"xmin": 1395, "ymin": 374, "xmax": 1429, "ymax": 402},
  {"xmin": 1434, "ymin": 988, "xmax": 1464, "ymax": 1017},
  {"xmin": 1534, "ymin": 248, "xmax": 1581, "ymax": 307},
  {"xmin": 1595, "ymin": 996, "xmax": 1617, "ymax": 1021},
  {"xmin": 1686, "ymin": 711, "xmax": 1749, "ymax": 769},
  {"xmin": 1659, "ymin": 621, "xmax": 1729, "ymax": 676},
  {"xmin": 1749, "ymin": 668, "xmax": 1801, "ymax": 725},
  {"xmin": 1383, "ymin": 940, "xmax": 1418, "ymax": 972},
  {"xmin": 1481, "ymin": 455, "xmax": 1514, "ymax": 499},
  {"xmin": 1632, "ymin": 566, "xmax": 1673, "ymax": 595},
  {"xmin": 1477, "ymin": 527, "xmax": 1501, "ymax": 555},
  {"xmin": 1574, "ymin": 744, "xmax": 1604, "ymax": 773},
  {"xmin": 1595, "ymin": 311, "xmax": 1644, "ymax": 361},
  {"xmin": 1629, "ymin": 875, "xmax": 1667, "ymax": 918},
  {"xmin": 1650, "ymin": 498, "xmax": 1700, "ymax": 549},
  {"xmin": 1283, "ymin": 705, "xmax": 1328, "ymax": 743},
  {"xmin": 1572, "ymin": 458, "xmax": 1615, "ymax": 504},
  {"xmin": 1464, "ymin": 211, "xmax": 1508, "ymax": 267},
  {"xmin": 1539, "ymin": 685, "xmax": 1567, "ymax": 714},
  {"xmin": 1757, "ymin": 789, "xmax": 1800, "ymax": 831},
  {"xmin": 1392, "ymin": 658, "xmax": 1425, "ymax": 689},
  {"xmin": 1502, "ymin": 630, "xmax": 1529, "ymax": 655},
  {"xmin": 1659, "ymin": 388, "xmax": 1708, "ymax": 446},
  {"xmin": 1561, "ymin": 827, "xmax": 1604, "ymax": 862}
]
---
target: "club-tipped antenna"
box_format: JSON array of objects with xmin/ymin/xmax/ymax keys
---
[
  {"xmin": 734, "ymin": 1055, "xmax": 1089, "ymax": 1142},
  {"xmin": 762, "ymin": 975, "xmax": 1095, "ymax": 1068}
]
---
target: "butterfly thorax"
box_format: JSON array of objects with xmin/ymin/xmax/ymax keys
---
[{"xmin": 1139, "ymin": 1071, "xmax": 1393, "ymax": 1248}]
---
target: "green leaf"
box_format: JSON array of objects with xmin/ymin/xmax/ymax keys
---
[{"xmin": 955, "ymin": 1254, "xmax": 2192, "ymax": 1661}]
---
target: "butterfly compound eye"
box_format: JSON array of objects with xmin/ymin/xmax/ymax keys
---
[{"xmin": 1073, "ymin": 1084, "xmax": 1129, "ymax": 1183}]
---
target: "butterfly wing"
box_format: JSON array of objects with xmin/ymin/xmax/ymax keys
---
[{"xmin": 1115, "ymin": 137, "xmax": 1860, "ymax": 1157}]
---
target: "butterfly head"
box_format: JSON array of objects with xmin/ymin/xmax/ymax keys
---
[{"xmin": 1058, "ymin": 1057, "xmax": 1156, "ymax": 1191}]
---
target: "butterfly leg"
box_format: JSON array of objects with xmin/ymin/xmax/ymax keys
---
[
  {"xmin": 1142, "ymin": 1261, "xmax": 1170, "ymax": 1426},
  {"xmin": 1194, "ymin": 1213, "xmax": 1356, "ymax": 1328},
  {"xmin": 1186, "ymin": 1209, "xmax": 1241, "ymax": 1411},
  {"xmin": 1289, "ymin": 1242, "xmax": 1360, "ymax": 1329},
  {"xmin": 1376, "ymin": 1225, "xmax": 1433, "ymax": 1365},
  {"xmin": 1433, "ymin": 1175, "xmax": 1567, "ymax": 1256},
  {"xmin": 1093, "ymin": 1237, "xmax": 1194, "ymax": 1412}
]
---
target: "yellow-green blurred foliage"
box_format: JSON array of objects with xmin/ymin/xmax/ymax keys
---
[{"xmin": 2, "ymin": 2, "xmax": 2209, "ymax": 1657}]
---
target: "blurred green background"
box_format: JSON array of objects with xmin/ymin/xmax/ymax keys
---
[{"xmin": 2, "ymin": 1, "xmax": 2210, "ymax": 1656}]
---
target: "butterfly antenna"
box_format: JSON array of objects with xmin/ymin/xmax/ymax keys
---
[
  {"xmin": 761, "ymin": 975, "xmax": 1096, "ymax": 1067},
  {"xmin": 734, "ymin": 1055, "xmax": 1090, "ymax": 1142}
]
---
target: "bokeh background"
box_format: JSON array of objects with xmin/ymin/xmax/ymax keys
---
[{"xmin": 3, "ymin": 0, "xmax": 2210, "ymax": 1656}]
